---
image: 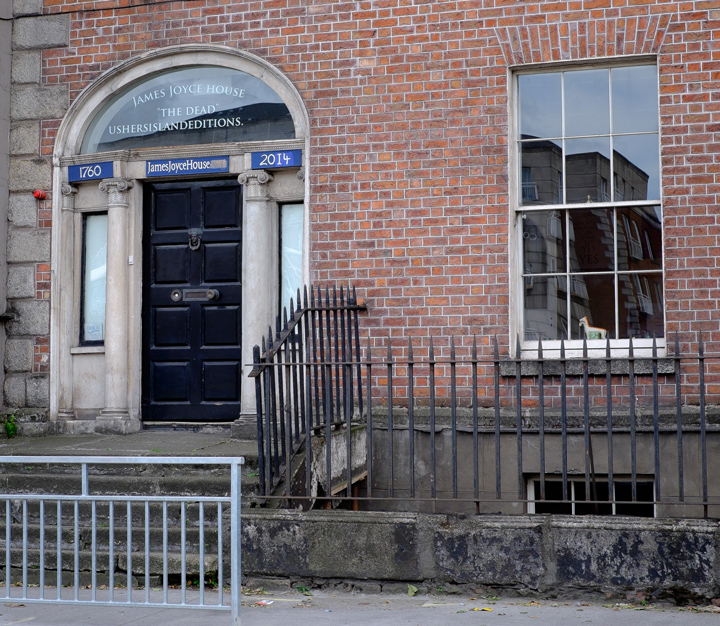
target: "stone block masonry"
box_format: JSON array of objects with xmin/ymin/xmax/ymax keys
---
[
  {"xmin": 6, "ymin": 3, "xmax": 70, "ymax": 411},
  {"xmin": 242, "ymin": 510, "xmax": 720, "ymax": 601}
]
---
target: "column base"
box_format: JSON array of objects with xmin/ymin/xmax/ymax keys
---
[
  {"xmin": 231, "ymin": 413, "xmax": 258, "ymax": 440},
  {"xmin": 96, "ymin": 410, "xmax": 142, "ymax": 435}
]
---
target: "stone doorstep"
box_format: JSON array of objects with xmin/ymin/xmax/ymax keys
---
[
  {"xmin": 0, "ymin": 568, "xmax": 168, "ymax": 590},
  {"xmin": 0, "ymin": 549, "xmax": 219, "ymax": 577},
  {"xmin": 6, "ymin": 521, "xmax": 221, "ymax": 545},
  {"xmin": 0, "ymin": 568, "xmax": 227, "ymax": 590}
]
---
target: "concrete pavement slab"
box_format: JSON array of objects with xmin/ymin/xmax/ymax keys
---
[{"xmin": 1, "ymin": 591, "xmax": 720, "ymax": 626}]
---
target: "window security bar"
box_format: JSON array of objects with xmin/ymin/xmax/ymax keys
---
[{"xmin": 0, "ymin": 456, "xmax": 244, "ymax": 625}]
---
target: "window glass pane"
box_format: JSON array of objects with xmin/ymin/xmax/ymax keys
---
[
  {"xmin": 519, "ymin": 73, "xmax": 562, "ymax": 139},
  {"xmin": 568, "ymin": 208, "xmax": 614, "ymax": 272},
  {"xmin": 565, "ymin": 137, "xmax": 611, "ymax": 204},
  {"xmin": 520, "ymin": 140, "xmax": 563, "ymax": 205},
  {"xmin": 516, "ymin": 64, "xmax": 662, "ymax": 345},
  {"xmin": 616, "ymin": 206, "xmax": 662, "ymax": 272},
  {"xmin": 522, "ymin": 211, "xmax": 566, "ymax": 274},
  {"xmin": 82, "ymin": 214, "xmax": 108, "ymax": 343},
  {"xmin": 564, "ymin": 69, "xmax": 610, "ymax": 137},
  {"xmin": 523, "ymin": 275, "xmax": 568, "ymax": 340},
  {"xmin": 618, "ymin": 272, "xmax": 664, "ymax": 338},
  {"xmin": 612, "ymin": 65, "xmax": 658, "ymax": 134},
  {"xmin": 281, "ymin": 203, "xmax": 304, "ymax": 308},
  {"xmin": 571, "ymin": 274, "xmax": 616, "ymax": 340},
  {"xmin": 613, "ymin": 134, "xmax": 660, "ymax": 201}
]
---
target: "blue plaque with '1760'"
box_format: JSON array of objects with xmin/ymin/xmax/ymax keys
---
[
  {"xmin": 251, "ymin": 149, "xmax": 302, "ymax": 170},
  {"xmin": 68, "ymin": 161, "xmax": 113, "ymax": 182}
]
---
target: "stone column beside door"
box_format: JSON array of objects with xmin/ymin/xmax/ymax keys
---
[
  {"xmin": 97, "ymin": 178, "xmax": 141, "ymax": 434},
  {"xmin": 235, "ymin": 169, "xmax": 277, "ymax": 437}
]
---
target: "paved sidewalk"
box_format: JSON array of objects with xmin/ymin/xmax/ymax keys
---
[
  {"xmin": 0, "ymin": 429, "xmax": 255, "ymax": 459},
  {"xmin": 1, "ymin": 591, "xmax": 720, "ymax": 626}
]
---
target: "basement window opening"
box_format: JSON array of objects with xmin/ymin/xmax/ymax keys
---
[{"xmin": 527, "ymin": 477, "xmax": 655, "ymax": 517}]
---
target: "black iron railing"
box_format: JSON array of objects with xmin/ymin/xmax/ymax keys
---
[
  {"xmin": 249, "ymin": 285, "xmax": 366, "ymax": 499},
  {"xmin": 252, "ymin": 293, "xmax": 720, "ymax": 518}
]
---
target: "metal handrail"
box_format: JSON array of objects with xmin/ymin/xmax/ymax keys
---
[{"xmin": 0, "ymin": 456, "xmax": 244, "ymax": 625}]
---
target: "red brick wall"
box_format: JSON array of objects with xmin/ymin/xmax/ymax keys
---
[{"xmin": 39, "ymin": 0, "xmax": 720, "ymax": 375}]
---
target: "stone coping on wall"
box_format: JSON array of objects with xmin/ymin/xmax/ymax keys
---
[{"xmin": 242, "ymin": 510, "xmax": 720, "ymax": 601}]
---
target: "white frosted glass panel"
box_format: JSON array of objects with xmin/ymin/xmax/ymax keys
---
[
  {"xmin": 83, "ymin": 214, "xmax": 108, "ymax": 342},
  {"xmin": 81, "ymin": 66, "xmax": 294, "ymax": 153},
  {"xmin": 281, "ymin": 204, "xmax": 304, "ymax": 309}
]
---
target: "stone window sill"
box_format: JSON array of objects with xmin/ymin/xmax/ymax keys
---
[
  {"xmin": 70, "ymin": 346, "xmax": 105, "ymax": 355},
  {"xmin": 499, "ymin": 358, "xmax": 674, "ymax": 377}
]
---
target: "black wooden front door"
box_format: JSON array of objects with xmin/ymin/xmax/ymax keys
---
[{"xmin": 142, "ymin": 179, "xmax": 242, "ymax": 421}]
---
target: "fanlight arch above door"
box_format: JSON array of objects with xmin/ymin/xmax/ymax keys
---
[
  {"xmin": 55, "ymin": 45, "xmax": 308, "ymax": 158},
  {"xmin": 81, "ymin": 66, "xmax": 295, "ymax": 153}
]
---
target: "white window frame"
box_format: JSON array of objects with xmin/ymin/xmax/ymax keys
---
[{"xmin": 510, "ymin": 60, "xmax": 665, "ymax": 359}]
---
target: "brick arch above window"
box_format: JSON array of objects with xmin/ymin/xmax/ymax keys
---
[{"xmin": 494, "ymin": 15, "xmax": 674, "ymax": 66}]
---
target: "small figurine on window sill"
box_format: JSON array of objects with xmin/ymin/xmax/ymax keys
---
[{"xmin": 579, "ymin": 316, "xmax": 608, "ymax": 340}]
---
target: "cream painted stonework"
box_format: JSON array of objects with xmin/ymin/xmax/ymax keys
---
[{"xmin": 50, "ymin": 45, "xmax": 309, "ymax": 433}]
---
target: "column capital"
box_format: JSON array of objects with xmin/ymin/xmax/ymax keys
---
[
  {"xmin": 99, "ymin": 178, "xmax": 134, "ymax": 206},
  {"xmin": 60, "ymin": 184, "xmax": 78, "ymax": 210},
  {"xmin": 237, "ymin": 170, "xmax": 273, "ymax": 200}
]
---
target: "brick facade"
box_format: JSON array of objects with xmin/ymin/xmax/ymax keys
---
[{"xmin": 5, "ymin": 0, "xmax": 720, "ymax": 412}]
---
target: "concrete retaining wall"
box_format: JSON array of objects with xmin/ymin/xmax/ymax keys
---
[{"xmin": 242, "ymin": 510, "xmax": 720, "ymax": 601}]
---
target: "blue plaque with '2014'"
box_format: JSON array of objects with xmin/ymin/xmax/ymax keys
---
[
  {"xmin": 251, "ymin": 149, "xmax": 302, "ymax": 170},
  {"xmin": 68, "ymin": 161, "xmax": 114, "ymax": 182}
]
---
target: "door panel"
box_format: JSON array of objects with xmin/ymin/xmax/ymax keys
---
[
  {"xmin": 142, "ymin": 179, "xmax": 243, "ymax": 421},
  {"xmin": 205, "ymin": 243, "xmax": 241, "ymax": 282}
]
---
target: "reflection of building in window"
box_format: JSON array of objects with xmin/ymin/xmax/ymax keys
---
[
  {"xmin": 517, "ymin": 65, "xmax": 662, "ymax": 345},
  {"xmin": 521, "ymin": 138, "xmax": 650, "ymax": 206},
  {"xmin": 520, "ymin": 139, "xmax": 563, "ymax": 204},
  {"xmin": 623, "ymin": 214, "xmax": 643, "ymax": 259},
  {"xmin": 521, "ymin": 204, "xmax": 663, "ymax": 341},
  {"xmin": 521, "ymin": 167, "xmax": 538, "ymax": 201},
  {"xmin": 644, "ymin": 230, "xmax": 655, "ymax": 260},
  {"xmin": 546, "ymin": 211, "xmax": 562, "ymax": 239}
]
